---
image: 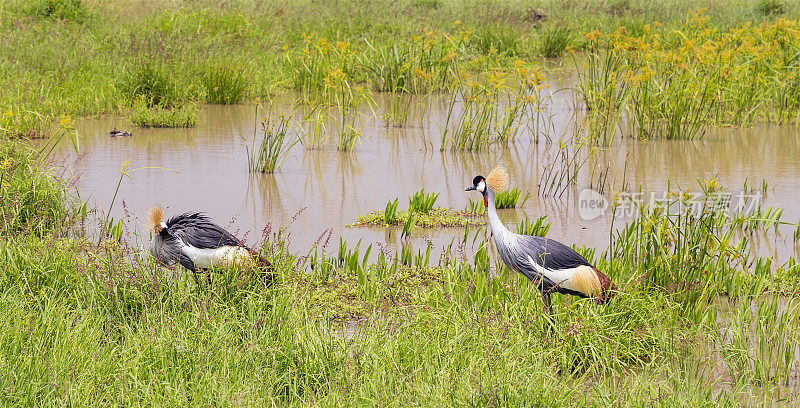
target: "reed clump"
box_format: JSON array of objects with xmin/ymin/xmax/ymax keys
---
[
  {"xmin": 471, "ymin": 25, "xmax": 523, "ymax": 57},
  {"xmin": 285, "ymin": 32, "xmax": 361, "ymax": 97},
  {"xmin": 538, "ymin": 25, "xmax": 572, "ymax": 58},
  {"xmin": 515, "ymin": 215, "xmax": 550, "ymax": 236},
  {"xmin": 495, "ymin": 187, "xmax": 530, "ymax": 209},
  {"xmin": 247, "ymin": 114, "xmax": 300, "ymax": 173},
  {"xmin": 129, "ymin": 99, "xmax": 198, "ymax": 128},
  {"xmin": 408, "ymin": 188, "xmax": 440, "ymax": 214},
  {"xmin": 440, "ymin": 64, "xmax": 547, "ymax": 151},
  {"xmin": 119, "ymin": 63, "xmax": 187, "ymax": 110},
  {"xmin": 0, "ymin": 139, "xmax": 68, "ymax": 236},
  {"xmin": 202, "ymin": 64, "xmax": 248, "ymax": 105},
  {"xmin": 577, "ymin": 14, "xmax": 800, "ymax": 142},
  {"xmin": 362, "ymin": 28, "xmax": 469, "ymax": 94}
]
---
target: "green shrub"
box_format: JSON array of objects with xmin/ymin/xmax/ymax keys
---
[
  {"xmin": 119, "ymin": 63, "xmax": 183, "ymax": 108},
  {"xmin": 539, "ymin": 25, "xmax": 571, "ymax": 58},
  {"xmin": 755, "ymin": 0, "xmax": 786, "ymax": 16},
  {"xmin": 26, "ymin": 0, "xmax": 86, "ymax": 20},
  {"xmin": 0, "ymin": 140, "xmax": 67, "ymax": 236},
  {"xmin": 129, "ymin": 99, "xmax": 197, "ymax": 127},
  {"xmin": 202, "ymin": 64, "xmax": 247, "ymax": 104}
]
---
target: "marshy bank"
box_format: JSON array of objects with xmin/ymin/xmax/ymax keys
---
[{"xmin": 3, "ymin": 137, "xmax": 800, "ymax": 405}]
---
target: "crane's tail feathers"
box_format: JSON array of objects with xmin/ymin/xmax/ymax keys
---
[
  {"xmin": 148, "ymin": 205, "xmax": 165, "ymax": 233},
  {"xmin": 486, "ymin": 165, "xmax": 510, "ymax": 193},
  {"xmin": 572, "ymin": 265, "xmax": 602, "ymax": 297},
  {"xmin": 593, "ymin": 268, "xmax": 617, "ymax": 304}
]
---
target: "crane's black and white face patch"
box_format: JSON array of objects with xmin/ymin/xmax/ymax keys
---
[
  {"xmin": 472, "ymin": 176, "xmax": 486, "ymax": 193},
  {"xmin": 465, "ymin": 176, "xmax": 487, "ymax": 207}
]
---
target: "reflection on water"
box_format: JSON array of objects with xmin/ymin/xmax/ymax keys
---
[{"xmin": 54, "ymin": 93, "xmax": 800, "ymax": 262}]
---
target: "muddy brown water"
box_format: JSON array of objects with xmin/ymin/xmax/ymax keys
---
[{"xmin": 53, "ymin": 92, "xmax": 800, "ymax": 264}]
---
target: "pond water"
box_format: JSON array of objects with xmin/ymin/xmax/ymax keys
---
[{"xmin": 53, "ymin": 90, "xmax": 800, "ymax": 263}]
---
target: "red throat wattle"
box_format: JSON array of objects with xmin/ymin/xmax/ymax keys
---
[{"xmin": 483, "ymin": 195, "xmax": 488, "ymax": 207}]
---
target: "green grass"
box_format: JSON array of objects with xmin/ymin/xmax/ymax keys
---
[
  {"xmin": 2, "ymin": 1, "xmax": 800, "ymax": 404},
  {"xmin": 202, "ymin": 64, "xmax": 247, "ymax": 105},
  {"xmin": 538, "ymin": 25, "xmax": 572, "ymax": 58},
  {"xmin": 247, "ymin": 114, "xmax": 300, "ymax": 173},
  {"xmin": 2, "ymin": 141, "xmax": 800, "ymax": 404},
  {"xmin": 352, "ymin": 207, "xmax": 484, "ymax": 229},
  {"xmin": 2, "ymin": 0, "xmax": 798, "ymax": 137},
  {"xmin": 1, "ymin": 192, "xmax": 798, "ymax": 405},
  {"xmin": 129, "ymin": 100, "xmax": 198, "ymax": 128},
  {"xmin": 119, "ymin": 62, "xmax": 187, "ymax": 109},
  {"xmin": 0, "ymin": 139, "xmax": 68, "ymax": 236},
  {"xmin": 352, "ymin": 190, "xmax": 483, "ymax": 230},
  {"xmin": 472, "ymin": 24, "xmax": 523, "ymax": 56}
]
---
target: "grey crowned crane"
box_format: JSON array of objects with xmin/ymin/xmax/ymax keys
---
[
  {"xmin": 147, "ymin": 206, "xmax": 271, "ymax": 282},
  {"xmin": 466, "ymin": 166, "xmax": 615, "ymax": 313}
]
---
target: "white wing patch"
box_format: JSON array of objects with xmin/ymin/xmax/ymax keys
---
[
  {"xmin": 181, "ymin": 242, "xmax": 253, "ymax": 269},
  {"xmin": 527, "ymin": 256, "xmax": 601, "ymax": 297}
]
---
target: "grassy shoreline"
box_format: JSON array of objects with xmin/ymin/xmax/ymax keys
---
[
  {"xmin": 1, "ymin": 0, "xmax": 799, "ymax": 135},
  {"xmin": 2, "ymin": 138, "xmax": 800, "ymax": 405}
]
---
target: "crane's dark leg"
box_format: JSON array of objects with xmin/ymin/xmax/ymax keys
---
[
  {"xmin": 529, "ymin": 275, "xmax": 552, "ymax": 315},
  {"xmin": 542, "ymin": 291, "xmax": 552, "ymax": 315},
  {"xmin": 178, "ymin": 253, "xmax": 201, "ymax": 286},
  {"xmin": 540, "ymin": 290, "xmax": 555, "ymax": 336},
  {"xmin": 528, "ymin": 275, "xmax": 554, "ymax": 333}
]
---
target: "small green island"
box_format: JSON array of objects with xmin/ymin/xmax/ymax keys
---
[
  {"xmin": 350, "ymin": 187, "xmax": 530, "ymax": 230},
  {"xmin": 351, "ymin": 206, "xmax": 485, "ymax": 228}
]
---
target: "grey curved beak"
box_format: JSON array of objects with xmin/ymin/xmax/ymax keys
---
[{"xmin": 465, "ymin": 186, "xmax": 476, "ymax": 191}]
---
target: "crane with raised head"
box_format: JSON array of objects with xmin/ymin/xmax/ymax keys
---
[{"xmin": 465, "ymin": 166, "xmax": 615, "ymax": 313}]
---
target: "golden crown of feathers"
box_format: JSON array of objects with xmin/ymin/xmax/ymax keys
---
[
  {"xmin": 486, "ymin": 165, "xmax": 510, "ymax": 193},
  {"xmin": 148, "ymin": 205, "xmax": 164, "ymax": 233}
]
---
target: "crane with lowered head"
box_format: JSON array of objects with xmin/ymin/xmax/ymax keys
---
[{"xmin": 147, "ymin": 205, "xmax": 271, "ymax": 283}]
